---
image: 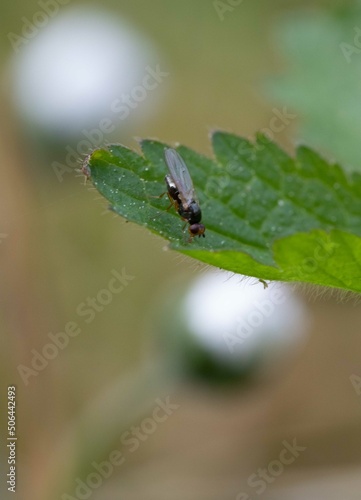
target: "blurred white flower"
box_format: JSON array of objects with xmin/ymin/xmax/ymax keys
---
[
  {"xmin": 182, "ymin": 271, "xmax": 310, "ymax": 374},
  {"xmin": 11, "ymin": 6, "xmax": 162, "ymax": 139}
]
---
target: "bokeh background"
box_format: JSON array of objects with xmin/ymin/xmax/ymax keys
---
[{"xmin": 1, "ymin": 0, "xmax": 361, "ymax": 499}]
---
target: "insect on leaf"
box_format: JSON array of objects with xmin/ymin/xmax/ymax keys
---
[{"xmin": 83, "ymin": 132, "xmax": 361, "ymax": 294}]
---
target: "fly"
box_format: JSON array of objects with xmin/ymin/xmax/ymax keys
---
[{"xmin": 164, "ymin": 148, "xmax": 205, "ymax": 239}]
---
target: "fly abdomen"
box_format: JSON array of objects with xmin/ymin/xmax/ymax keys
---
[{"xmin": 178, "ymin": 202, "xmax": 200, "ymax": 223}]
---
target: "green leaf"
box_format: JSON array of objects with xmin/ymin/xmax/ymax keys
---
[
  {"xmin": 83, "ymin": 132, "xmax": 361, "ymax": 294},
  {"xmin": 267, "ymin": 7, "xmax": 361, "ymax": 171}
]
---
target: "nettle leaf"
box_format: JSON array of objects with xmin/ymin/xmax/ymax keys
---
[{"xmin": 83, "ymin": 132, "xmax": 361, "ymax": 294}]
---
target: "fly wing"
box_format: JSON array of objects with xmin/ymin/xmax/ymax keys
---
[{"xmin": 164, "ymin": 148, "xmax": 196, "ymax": 208}]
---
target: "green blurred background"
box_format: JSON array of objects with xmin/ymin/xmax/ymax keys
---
[{"xmin": 1, "ymin": 1, "xmax": 361, "ymax": 499}]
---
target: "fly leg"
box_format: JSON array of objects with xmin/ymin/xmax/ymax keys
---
[{"xmin": 149, "ymin": 190, "xmax": 177, "ymax": 211}]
